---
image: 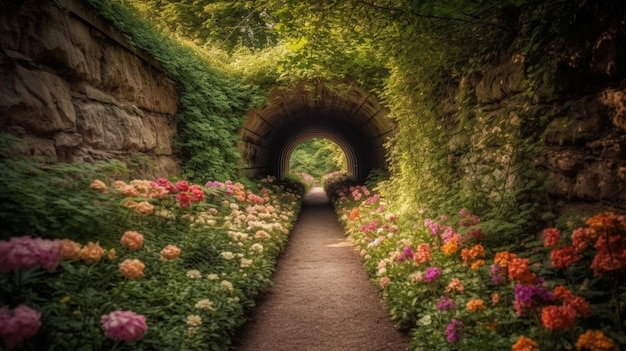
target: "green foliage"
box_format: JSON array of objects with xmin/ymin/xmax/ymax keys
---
[
  {"xmin": 85, "ymin": 0, "xmax": 267, "ymax": 183},
  {"xmin": 0, "ymin": 173, "xmax": 303, "ymax": 350},
  {"xmin": 124, "ymin": 0, "xmax": 279, "ymax": 52},
  {"xmin": 0, "ymin": 134, "xmax": 130, "ymax": 243},
  {"xmin": 289, "ymin": 138, "xmax": 346, "ymax": 179}
]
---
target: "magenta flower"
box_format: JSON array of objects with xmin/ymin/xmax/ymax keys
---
[
  {"xmin": 0, "ymin": 236, "xmax": 62, "ymax": 273},
  {"xmin": 437, "ymin": 296, "xmax": 457, "ymax": 312},
  {"xmin": 513, "ymin": 283, "xmax": 554, "ymax": 317},
  {"xmin": 101, "ymin": 310, "xmax": 148, "ymax": 342},
  {"xmin": 0, "ymin": 304, "xmax": 42, "ymax": 350},
  {"xmin": 424, "ymin": 267, "xmax": 442, "ymax": 283},
  {"xmin": 445, "ymin": 319, "xmax": 464, "ymax": 343}
]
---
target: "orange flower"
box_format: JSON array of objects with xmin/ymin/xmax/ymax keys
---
[
  {"xmin": 123, "ymin": 200, "xmax": 138, "ymax": 209},
  {"xmin": 349, "ymin": 208, "xmax": 360, "ymax": 221},
  {"xmin": 494, "ymin": 251, "xmax": 517, "ymax": 268},
  {"xmin": 120, "ymin": 185, "xmax": 139, "ymax": 197},
  {"xmin": 119, "ymin": 259, "xmax": 145, "ymax": 280},
  {"xmin": 471, "ymin": 259, "xmax": 485, "ymax": 270},
  {"xmin": 585, "ymin": 212, "xmax": 622, "ymax": 239},
  {"xmin": 575, "ymin": 330, "xmax": 618, "ymax": 351},
  {"xmin": 445, "ymin": 278, "xmax": 464, "ymax": 294},
  {"xmin": 120, "ymin": 231, "xmax": 144, "ymax": 251},
  {"xmin": 541, "ymin": 305, "xmax": 577, "ymax": 331},
  {"xmin": 60, "ymin": 239, "xmax": 82, "ymax": 262},
  {"xmin": 79, "ymin": 241, "xmax": 104, "ymax": 265},
  {"xmin": 543, "ymin": 227, "xmax": 561, "ymax": 247},
  {"xmin": 161, "ymin": 245, "xmax": 181, "ymax": 260},
  {"xmin": 89, "ymin": 179, "xmax": 108, "ymax": 193},
  {"xmin": 134, "ymin": 201, "xmax": 154, "ymax": 215},
  {"xmin": 512, "ymin": 336, "xmax": 539, "ymax": 351},
  {"xmin": 508, "ymin": 257, "xmax": 536, "ymax": 284},
  {"xmin": 461, "ymin": 244, "xmax": 485, "ymax": 266},
  {"xmin": 413, "ymin": 243, "xmax": 432, "ymax": 265},
  {"xmin": 379, "ymin": 277, "xmax": 391, "ymax": 288},
  {"xmin": 466, "ymin": 298, "xmax": 485, "ymax": 312},
  {"xmin": 491, "ymin": 292, "xmax": 499, "ymax": 306},
  {"xmin": 441, "ymin": 241, "xmax": 459, "ymax": 255}
]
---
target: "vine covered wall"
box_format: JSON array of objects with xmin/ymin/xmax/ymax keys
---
[{"xmin": 379, "ymin": 0, "xmax": 626, "ymax": 241}]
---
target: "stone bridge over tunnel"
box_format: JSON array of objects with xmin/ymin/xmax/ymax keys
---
[{"xmin": 238, "ymin": 84, "xmax": 396, "ymax": 182}]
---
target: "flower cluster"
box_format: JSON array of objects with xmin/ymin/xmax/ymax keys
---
[
  {"xmin": 0, "ymin": 304, "xmax": 41, "ymax": 350},
  {"xmin": 329, "ymin": 174, "xmax": 624, "ymax": 351},
  {"xmin": 0, "ymin": 236, "xmax": 62, "ymax": 273},
  {"xmin": 100, "ymin": 310, "xmax": 147, "ymax": 341}
]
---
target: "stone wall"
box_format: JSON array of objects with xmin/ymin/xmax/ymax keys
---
[
  {"xmin": 0, "ymin": 0, "xmax": 180, "ymax": 177},
  {"xmin": 454, "ymin": 30, "xmax": 626, "ymax": 219}
]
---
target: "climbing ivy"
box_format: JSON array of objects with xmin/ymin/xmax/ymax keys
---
[{"xmin": 83, "ymin": 0, "xmax": 266, "ymax": 183}]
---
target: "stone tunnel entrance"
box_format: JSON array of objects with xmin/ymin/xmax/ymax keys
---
[{"xmin": 238, "ymin": 83, "xmax": 396, "ymax": 182}]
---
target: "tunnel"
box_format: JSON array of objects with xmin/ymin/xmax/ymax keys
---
[{"xmin": 238, "ymin": 83, "xmax": 396, "ymax": 182}]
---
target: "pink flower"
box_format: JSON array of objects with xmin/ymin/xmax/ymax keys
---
[
  {"xmin": 101, "ymin": 310, "xmax": 147, "ymax": 341},
  {"xmin": 0, "ymin": 304, "xmax": 42, "ymax": 350},
  {"xmin": 0, "ymin": 236, "xmax": 62, "ymax": 273}
]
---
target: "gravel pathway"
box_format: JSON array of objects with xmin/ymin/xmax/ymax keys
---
[{"xmin": 233, "ymin": 186, "xmax": 409, "ymax": 351}]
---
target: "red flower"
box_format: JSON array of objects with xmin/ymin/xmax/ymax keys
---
[
  {"xmin": 543, "ymin": 227, "xmax": 561, "ymax": 247},
  {"xmin": 541, "ymin": 305, "xmax": 577, "ymax": 331},
  {"xmin": 550, "ymin": 246, "xmax": 580, "ymax": 269}
]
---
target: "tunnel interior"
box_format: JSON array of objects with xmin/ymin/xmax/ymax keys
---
[{"xmin": 238, "ymin": 83, "xmax": 395, "ymax": 182}]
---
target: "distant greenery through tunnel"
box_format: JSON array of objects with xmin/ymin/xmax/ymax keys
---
[{"xmin": 288, "ymin": 138, "xmax": 347, "ymax": 179}]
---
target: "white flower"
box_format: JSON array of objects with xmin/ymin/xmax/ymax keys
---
[
  {"xmin": 187, "ymin": 315, "xmax": 202, "ymax": 326},
  {"xmin": 221, "ymin": 251, "xmax": 235, "ymax": 260},
  {"xmin": 186, "ymin": 270, "xmax": 202, "ymax": 279},
  {"xmin": 206, "ymin": 273, "xmax": 219, "ymax": 281},
  {"xmin": 195, "ymin": 299, "xmax": 214, "ymax": 310},
  {"xmin": 417, "ymin": 314, "xmax": 432, "ymax": 326},
  {"xmin": 220, "ymin": 280, "xmax": 234, "ymax": 293},
  {"xmin": 251, "ymin": 243, "xmax": 264, "ymax": 253},
  {"xmin": 240, "ymin": 258, "xmax": 253, "ymax": 268}
]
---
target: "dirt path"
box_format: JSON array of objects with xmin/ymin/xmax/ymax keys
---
[{"xmin": 233, "ymin": 187, "xmax": 409, "ymax": 351}]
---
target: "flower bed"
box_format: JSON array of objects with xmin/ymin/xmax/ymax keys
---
[
  {"xmin": 0, "ymin": 175, "xmax": 303, "ymax": 350},
  {"xmin": 325, "ymin": 175, "xmax": 625, "ymax": 350}
]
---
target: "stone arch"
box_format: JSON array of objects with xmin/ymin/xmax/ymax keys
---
[{"xmin": 238, "ymin": 82, "xmax": 395, "ymax": 182}]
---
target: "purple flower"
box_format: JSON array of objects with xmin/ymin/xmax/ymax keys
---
[
  {"xmin": 491, "ymin": 264, "xmax": 504, "ymax": 285},
  {"xmin": 514, "ymin": 284, "xmax": 554, "ymax": 306},
  {"xmin": 424, "ymin": 267, "xmax": 442, "ymax": 283},
  {"xmin": 437, "ymin": 296, "xmax": 457, "ymax": 312},
  {"xmin": 445, "ymin": 319, "xmax": 464, "ymax": 343}
]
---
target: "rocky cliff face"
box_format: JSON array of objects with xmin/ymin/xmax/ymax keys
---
[
  {"xmin": 0, "ymin": 0, "xmax": 180, "ymax": 177},
  {"xmin": 453, "ymin": 28, "xmax": 626, "ymax": 218}
]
